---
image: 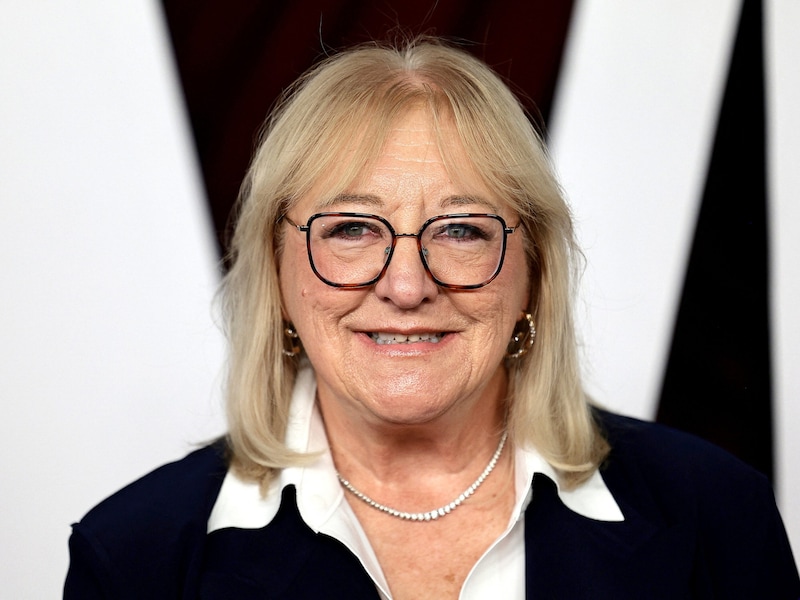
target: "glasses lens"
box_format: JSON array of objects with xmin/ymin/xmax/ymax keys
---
[
  {"xmin": 306, "ymin": 213, "xmax": 507, "ymax": 288},
  {"xmin": 308, "ymin": 214, "xmax": 392, "ymax": 286},
  {"xmin": 420, "ymin": 215, "xmax": 505, "ymax": 287}
]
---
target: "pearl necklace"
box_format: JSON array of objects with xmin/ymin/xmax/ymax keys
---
[{"xmin": 336, "ymin": 431, "xmax": 508, "ymax": 522}]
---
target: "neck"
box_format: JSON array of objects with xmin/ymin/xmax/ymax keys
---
[
  {"xmin": 319, "ymin": 378, "xmax": 508, "ymax": 491},
  {"xmin": 336, "ymin": 429, "xmax": 509, "ymax": 521}
]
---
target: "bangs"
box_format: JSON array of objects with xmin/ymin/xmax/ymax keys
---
[{"xmin": 275, "ymin": 79, "xmax": 535, "ymax": 223}]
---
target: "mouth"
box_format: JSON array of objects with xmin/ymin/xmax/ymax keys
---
[{"xmin": 369, "ymin": 332, "xmax": 447, "ymax": 345}]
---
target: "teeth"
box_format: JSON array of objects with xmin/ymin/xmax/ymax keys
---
[{"xmin": 370, "ymin": 332, "xmax": 443, "ymax": 345}]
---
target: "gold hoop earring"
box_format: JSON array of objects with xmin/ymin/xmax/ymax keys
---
[
  {"xmin": 506, "ymin": 313, "xmax": 536, "ymax": 359},
  {"xmin": 282, "ymin": 323, "xmax": 302, "ymax": 357}
]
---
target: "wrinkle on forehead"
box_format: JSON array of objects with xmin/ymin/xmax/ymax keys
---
[
  {"xmin": 297, "ymin": 106, "xmax": 507, "ymax": 218},
  {"xmin": 317, "ymin": 192, "xmax": 499, "ymax": 214}
]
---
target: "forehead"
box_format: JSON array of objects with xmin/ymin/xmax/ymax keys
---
[
  {"xmin": 374, "ymin": 108, "xmax": 442, "ymax": 155},
  {"xmin": 298, "ymin": 107, "xmax": 503, "ymax": 215}
]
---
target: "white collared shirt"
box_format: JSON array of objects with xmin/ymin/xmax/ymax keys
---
[{"xmin": 208, "ymin": 367, "xmax": 624, "ymax": 599}]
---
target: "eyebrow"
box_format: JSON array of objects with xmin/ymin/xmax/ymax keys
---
[
  {"xmin": 318, "ymin": 193, "xmax": 383, "ymax": 211},
  {"xmin": 440, "ymin": 194, "xmax": 499, "ymax": 212},
  {"xmin": 320, "ymin": 193, "xmax": 498, "ymax": 213}
]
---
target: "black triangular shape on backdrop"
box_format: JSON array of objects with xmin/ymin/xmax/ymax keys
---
[
  {"xmin": 657, "ymin": 0, "xmax": 772, "ymax": 479},
  {"xmin": 160, "ymin": 1, "xmax": 575, "ymax": 261}
]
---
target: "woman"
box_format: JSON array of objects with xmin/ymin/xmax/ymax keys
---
[{"xmin": 65, "ymin": 38, "xmax": 799, "ymax": 598}]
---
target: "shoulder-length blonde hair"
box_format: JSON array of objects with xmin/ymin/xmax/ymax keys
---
[{"xmin": 222, "ymin": 37, "xmax": 608, "ymax": 490}]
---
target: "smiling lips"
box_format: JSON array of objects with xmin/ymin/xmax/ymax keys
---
[{"xmin": 369, "ymin": 332, "xmax": 445, "ymax": 345}]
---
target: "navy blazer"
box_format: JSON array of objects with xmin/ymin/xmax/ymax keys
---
[{"xmin": 65, "ymin": 412, "xmax": 800, "ymax": 598}]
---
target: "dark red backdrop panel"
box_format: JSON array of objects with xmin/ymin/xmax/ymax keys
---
[{"xmin": 161, "ymin": 0, "xmax": 574, "ymax": 257}]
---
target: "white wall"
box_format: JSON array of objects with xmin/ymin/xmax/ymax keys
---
[
  {"xmin": 2, "ymin": 2, "xmax": 797, "ymax": 596},
  {"xmin": 766, "ymin": 0, "xmax": 800, "ymax": 566},
  {"xmin": 549, "ymin": 0, "xmax": 741, "ymax": 419},
  {"xmin": 0, "ymin": 2, "xmax": 225, "ymax": 597},
  {"xmin": 550, "ymin": 0, "xmax": 799, "ymax": 565}
]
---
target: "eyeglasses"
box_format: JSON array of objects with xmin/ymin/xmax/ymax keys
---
[{"xmin": 280, "ymin": 212, "xmax": 519, "ymax": 289}]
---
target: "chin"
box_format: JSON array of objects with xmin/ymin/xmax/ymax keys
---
[
  {"xmin": 362, "ymin": 381, "xmax": 458, "ymax": 423},
  {"xmin": 366, "ymin": 404, "xmax": 450, "ymax": 428}
]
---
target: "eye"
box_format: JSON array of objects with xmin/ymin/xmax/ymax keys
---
[
  {"xmin": 339, "ymin": 223, "xmax": 370, "ymax": 237},
  {"xmin": 321, "ymin": 219, "xmax": 384, "ymax": 241},
  {"xmin": 434, "ymin": 222, "xmax": 489, "ymax": 241}
]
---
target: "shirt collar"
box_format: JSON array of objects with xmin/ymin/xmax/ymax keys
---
[{"xmin": 208, "ymin": 365, "xmax": 623, "ymax": 534}]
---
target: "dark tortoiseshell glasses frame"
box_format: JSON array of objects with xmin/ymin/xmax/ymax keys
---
[{"xmin": 279, "ymin": 212, "xmax": 519, "ymax": 290}]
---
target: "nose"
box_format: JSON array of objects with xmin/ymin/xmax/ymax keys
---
[{"xmin": 374, "ymin": 235, "xmax": 438, "ymax": 308}]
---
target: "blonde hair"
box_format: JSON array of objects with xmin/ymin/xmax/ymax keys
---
[{"xmin": 221, "ymin": 37, "xmax": 608, "ymax": 490}]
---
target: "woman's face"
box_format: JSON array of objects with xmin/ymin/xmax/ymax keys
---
[{"xmin": 279, "ymin": 108, "xmax": 530, "ymax": 428}]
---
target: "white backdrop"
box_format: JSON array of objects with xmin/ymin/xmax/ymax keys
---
[
  {"xmin": 765, "ymin": 0, "xmax": 800, "ymax": 567},
  {"xmin": 1, "ymin": 1, "xmax": 797, "ymax": 597},
  {"xmin": 549, "ymin": 0, "xmax": 741, "ymax": 419},
  {"xmin": 550, "ymin": 0, "xmax": 799, "ymax": 568},
  {"xmin": 0, "ymin": 2, "xmax": 225, "ymax": 597}
]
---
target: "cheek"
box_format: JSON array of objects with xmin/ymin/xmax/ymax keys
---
[
  {"xmin": 477, "ymin": 249, "xmax": 532, "ymax": 347},
  {"xmin": 453, "ymin": 290, "xmax": 519, "ymax": 351},
  {"xmin": 495, "ymin": 243, "xmax": 531, "ymax": 313},
  {"xmin": 281, "ymin": 273, "xmax": 361, "ymax": 344},
  {"xmin": 278, "ymin": 245, "xmax": 310, "ymax": 322},
  {"xmin": 280, "ymin": 279, "xmax": 319, "ymax": 327}
]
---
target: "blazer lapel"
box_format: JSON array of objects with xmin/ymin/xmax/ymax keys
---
[
  {"xmin": 199, "ymin": 486, "xmax": 380, "ymax": 599},
  {"xmin": 524, "ymin": 472, "xmax": 697, "ymax": 599}
]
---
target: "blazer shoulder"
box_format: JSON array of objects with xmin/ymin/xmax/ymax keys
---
[
  {"xmin": 592, "ymin": 408, "xmax": 778, "ymax": 537},
  {"xmin": 591, "ymin": 410, "xmax": 800, "ymax": 597},
  {"xmin": 66, "ymin": 440, "xmax": 229, "ymax": 598},
  {"xmin": 594, "ymin": 409, "xmax": 766, "ymax": 490},
  {"xmin": 77, "ymin": 439, "xmax": 229, "ymax": 531}
]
